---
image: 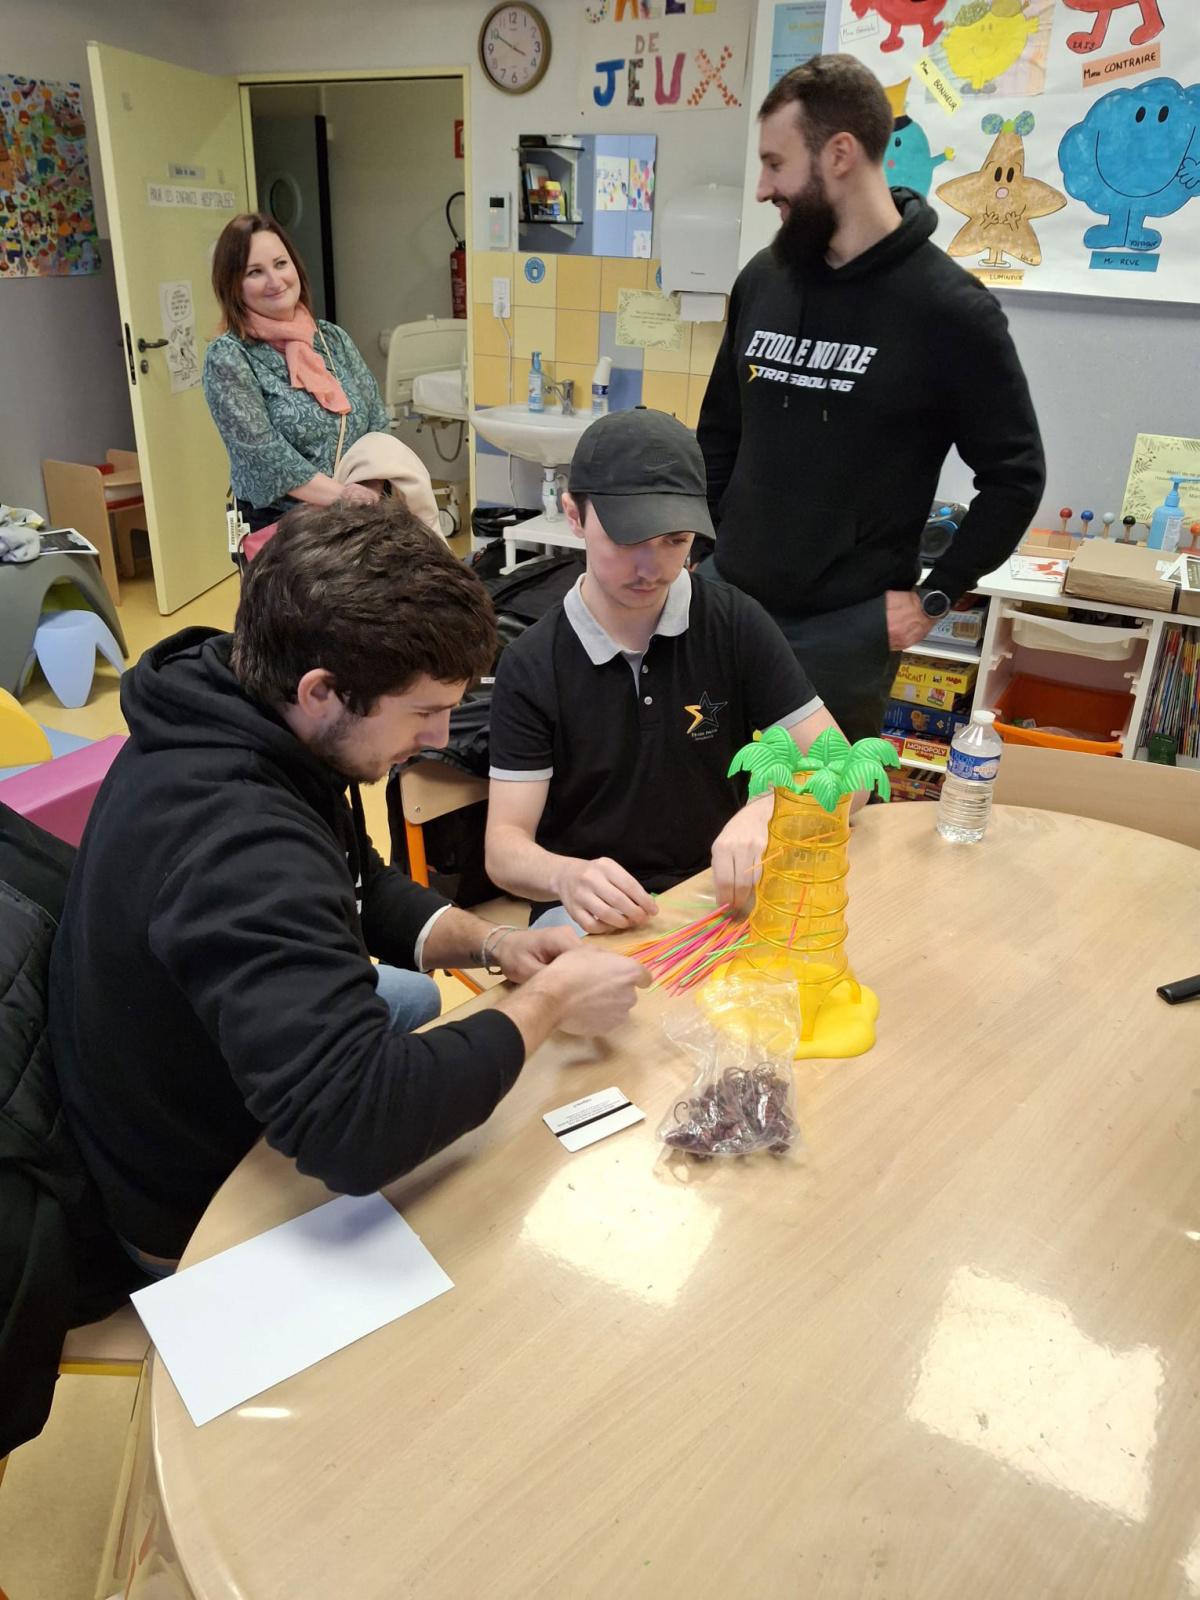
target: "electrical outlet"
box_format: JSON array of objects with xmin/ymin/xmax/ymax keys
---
[{"xmin": 492, "ymin": 277, "xmax": 511, "ymax": 319}]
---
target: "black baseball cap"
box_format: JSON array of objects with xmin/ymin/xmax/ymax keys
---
[{"xmin": 568, "ymin": 408, "xmax": 715, "ymax": 545}]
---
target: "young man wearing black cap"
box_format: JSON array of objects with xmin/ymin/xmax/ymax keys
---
[{"xmin": 485, "ymin": 409, "xmax": 849, "ymax": 934}]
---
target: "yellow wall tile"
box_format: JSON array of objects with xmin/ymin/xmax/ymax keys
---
[
  {"xmin": 514, "ymin": 252, "xmax": 558, "ymax": 307},
  {"xmin": 554, "ymin": 362, "xmax": 598, "ymax": 412},
  {"xmin": 556, "ymin": 308, "xmax": 600, "ymax": 366},
  {"xmin": 601, "ymin": 257, "xmax": 648, "ymax": 313},
  {"xmin": 513, "ymin": 305, "xmax": 556, "ymax": 360},
  {"xmin": 641, "ymin": 371, "xmax": 690, "ymax": 421},
  {"xmin": 686, "ymin": 374, "xmax": 711, "ymax": 430},
  {"xmin": 473, "ymin": 252, "xmax": 511, "ymax": 304},
  {"xmin": 512, "ymin": 357, "xmax": 557, "ymax": 401},
  {"xmin": 557, "ymin": 255, "xmax": 602, "ymax": 311},
  {"xmin": 689, "ymin": 317, "xmax": 726, "ymax": 376},
  {"xmin": 474, "ymin": 355, "xmax": 512, "ymax": 408},
  {"xmin": 473, "ymin": 312, "xmax": 512, "ymax": 360},
  {"xmin": 644, "ymin": 321, "xmax": 693, "ymax": 373}
]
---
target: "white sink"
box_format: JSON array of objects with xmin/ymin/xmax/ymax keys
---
[{"xmin": 470, "ymin": 404, "xmax": 591, "ymax": 468}]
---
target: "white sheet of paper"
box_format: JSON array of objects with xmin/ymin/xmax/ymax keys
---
[{"xmin": 131, "ymin": 1193, "xmax": 453, "ymax": 1427}]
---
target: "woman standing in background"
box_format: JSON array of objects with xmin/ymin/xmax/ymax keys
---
[{"xmin": 203, "ymin": 212, "xmax": 438, "ymax": 540}]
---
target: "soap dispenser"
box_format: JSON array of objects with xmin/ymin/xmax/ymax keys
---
[{"xmin": 528, "ymin": 350, "xmax": 545, "ymax": 413}]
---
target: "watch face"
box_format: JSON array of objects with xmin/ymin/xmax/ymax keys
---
[
  {"xmin": 922, "ymin": 590, "xmax": 951, "ymax": 618},
  {"xmin": 481, "ymin": 5, "xmax": 550, "ymax": 94}
]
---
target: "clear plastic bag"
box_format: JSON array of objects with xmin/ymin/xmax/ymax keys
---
[{"xmin": 658, "ymin": 975, "xmax": 801, "ymax": 1159}]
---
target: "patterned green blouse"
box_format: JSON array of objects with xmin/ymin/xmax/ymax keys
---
[{"xmin": 202, "ymin": 320, "xmax": 391, "ymax": 515}]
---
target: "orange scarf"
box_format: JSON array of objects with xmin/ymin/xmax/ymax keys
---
[{"xmin": 242, "ymin": 303, "xmax": 351, "ymax": 415}]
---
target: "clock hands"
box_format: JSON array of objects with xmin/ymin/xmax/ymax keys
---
[{"xmin": 499, "ymin": 36, "xmax": 528, "ymax": 56}]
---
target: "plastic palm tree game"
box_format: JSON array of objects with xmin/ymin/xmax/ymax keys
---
[{"xmin": 629, "ymin": 727, "xmax": 899, "ymax": 1061}]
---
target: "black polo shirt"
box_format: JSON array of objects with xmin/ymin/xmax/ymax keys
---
[{"xmin": 489, "ymin": 571, "xmax": 821, "ymax": 894}]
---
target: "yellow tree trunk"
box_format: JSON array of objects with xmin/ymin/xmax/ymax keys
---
[{"xmin": 709, "ymin": 788, "xmax": 880, "ymax": 1058}]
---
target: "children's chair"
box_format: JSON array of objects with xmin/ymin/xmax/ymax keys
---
[
  {"xmin": 27, "ymin": 609, "xmax": 124, "ymax": 709},
  {"xmin": 0, "ymin": 552, "xmax": 127, "ymax": 698},
  {"xmin": 41, "ymin": 450, "xmax": 146, "ymax": 606}
]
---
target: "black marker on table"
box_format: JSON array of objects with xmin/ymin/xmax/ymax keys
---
[{"xmin": 1157, "ymin": 975, "xmax": 1200, "ymax": 1005}]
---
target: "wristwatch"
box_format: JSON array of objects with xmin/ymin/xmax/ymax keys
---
[{"xmin": 916, "ymin": 585, "xmax": 952, "ymax": 619}]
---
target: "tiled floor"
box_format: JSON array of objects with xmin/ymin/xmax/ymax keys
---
[{"xmin": 2, "ymin": 556, "xmax": 476, "ymax": 1598}]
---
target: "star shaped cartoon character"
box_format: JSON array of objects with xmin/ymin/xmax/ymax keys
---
[
  {"xmin": 684, "ymin": 691, "xmax": 728, "ymax": 738},
  {"xmin": 936, "ymin": 111, "xmax": 1065, "ymax": 271}
]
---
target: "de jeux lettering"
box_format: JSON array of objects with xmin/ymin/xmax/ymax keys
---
[{"xmin": 588, "ymin": 0, "xmax": 741, "ymax": 110}]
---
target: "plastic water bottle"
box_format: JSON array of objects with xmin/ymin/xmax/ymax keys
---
[{"xmin": 937, "ymin": 710, "xmax": 1004, "ymax": 843}]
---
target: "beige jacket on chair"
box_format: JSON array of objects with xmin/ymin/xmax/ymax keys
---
[{"xmin": 334, "ymin": 433, "xmax": 443, "ymax": 539}]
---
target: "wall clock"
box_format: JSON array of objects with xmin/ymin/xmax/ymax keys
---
[{"xmin": 479, "ymin": 3, "xmax": 551, "ymax": 95}]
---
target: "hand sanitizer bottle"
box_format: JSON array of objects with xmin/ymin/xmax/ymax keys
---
[{"xmin": 527, "ymin": 350, "xmax": 544, "ymax": 413}]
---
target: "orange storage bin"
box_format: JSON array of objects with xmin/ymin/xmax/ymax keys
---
[{"xmin": 992, "ymin": 674, "xmax": 1128, "ymax": 756}]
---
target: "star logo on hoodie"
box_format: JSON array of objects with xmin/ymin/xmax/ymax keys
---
[{"xmin": 684, "ymin": 691, "xmax": 727, "ymax": 739}]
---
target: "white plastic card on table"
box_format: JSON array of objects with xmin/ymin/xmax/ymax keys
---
[
  {"xmin": 131, "ymin": 1193, "xmax": 453, "ymax": 1427},
  {"xmin": 543, "ymin": 1085, "xmax": 645, "ymax": 1152}
]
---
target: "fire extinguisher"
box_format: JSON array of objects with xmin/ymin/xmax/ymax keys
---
[{"xmin": 447, "ymin": 191, "xmax": 467, "ymax": 320}]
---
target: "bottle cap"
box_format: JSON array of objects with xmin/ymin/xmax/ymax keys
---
[{"xmin": 971, "ymin": 709, "xmax": 997, "ymax": 726}]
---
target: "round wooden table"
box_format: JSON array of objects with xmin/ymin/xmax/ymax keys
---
[{"xmin": 144, "ymin": 805, "xmax": 1200, "ymax": 1599}]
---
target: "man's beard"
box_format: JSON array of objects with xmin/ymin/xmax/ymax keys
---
[
  {"xmin": 307, "ymin": 706, "xmax": 384, "ymax": 785},
  {"xmin": 770, "ymin": 170, "xmax": 836, "ymax": 275}
]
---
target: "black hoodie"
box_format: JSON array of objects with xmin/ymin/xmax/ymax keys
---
[
  {"xmin": 697, "ymin": 190, "xmax": 1045, "ymax": 618},
  {"xmin": 49, "ymin": 629, "xmax": 525, "ymax": 1258}
]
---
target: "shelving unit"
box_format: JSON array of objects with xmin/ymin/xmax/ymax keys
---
[
  {"xmin": 969, "ymin": 563, "xmax": 1198, "ymax": 763},
  {"xmin": 895, "ymin": 562, "xmax": 1200, "ymax": 780}
]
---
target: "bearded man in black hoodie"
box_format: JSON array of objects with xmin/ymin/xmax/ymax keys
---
[
  {"xmin": 49, "ymin": 505, "xmax": 646, "ymax": 1274},
  {"xmin": 698, "ymin": 53, "xmax": 1045, "ymax": 741}
]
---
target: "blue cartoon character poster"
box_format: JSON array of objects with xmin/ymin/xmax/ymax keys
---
[
  {"xmin": 1059, "ymin": 76, "xmax": 1200, "ymax": 262},
  {"xmin": 831, "ymin": 0, "xmax": 1200, "ymax": 303},
  {"xmin": 884, "ymin": 78, "xmax": 955, "ymax": 193}
]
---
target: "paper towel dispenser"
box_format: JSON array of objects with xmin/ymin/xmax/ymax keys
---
[{"xmin": 659, "ymin": 184, "xmax": 741, "ymax": 321}]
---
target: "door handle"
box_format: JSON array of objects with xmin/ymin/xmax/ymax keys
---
[{"xmin": 137, "ymin": 336, "xmax": 169, "ymax": 352}]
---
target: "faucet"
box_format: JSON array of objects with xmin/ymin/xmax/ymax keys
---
[{"xmin": 543, "ymin": 378, "xmax": 574, "ymax": 415}]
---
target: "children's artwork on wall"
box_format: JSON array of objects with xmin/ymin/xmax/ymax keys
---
[
  {"xmin": 937, "ymin": 111, "xmax": 1066, "ymax": 268},
  {"xmin": 884, "ymin": 78, "xmax": 956, "ymax": 192},
  {"xmin": 596, "ymin": 153, "xmax": 629, "ymax": 210},
  {"xmin": 628, "ymin": 156, "xmax": 655, "ymax": 210},
  {"xmin": 832, "ymin": 1, "xmax": 1200, "ymax": 301},
  {"xmin": 581, "ymin": 0, "xmax": 752, "ymax": 114},
  {"xmin": 0, "ymin": 75, "xmax": 100, "ymax": 278}
]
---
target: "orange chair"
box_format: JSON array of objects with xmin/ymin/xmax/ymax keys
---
[
  {"xmin": 397, "ymin": 763, "xmax": 529, "ymax": 993},
  {"xmin": 41, "ymin": 450, "xmax": 147, "ymax": 606}
]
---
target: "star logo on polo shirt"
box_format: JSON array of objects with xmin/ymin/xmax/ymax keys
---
[{"xmin": 684, "ymin": 691, "xmax": 727, "ymax": 738}]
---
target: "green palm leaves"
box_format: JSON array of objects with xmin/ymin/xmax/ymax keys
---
[{"xmin": 727, "ymin": 725, "xmax": 900, "ymax": 812}]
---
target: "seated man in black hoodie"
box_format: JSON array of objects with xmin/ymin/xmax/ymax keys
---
[
  {"xmin": 49, "ymin": 504, "xmax": 646, "ymax": 1274},
  {"xmin": 698, "ymin": 53, "xmax": 1046, "ymax": 741}
]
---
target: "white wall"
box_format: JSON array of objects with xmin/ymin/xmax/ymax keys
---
[
  {"xmin": 322, "ymin": 79, "xmax": 463, "ymax": 391},
  {"xmin": 0, "ymin": 0, "xmax": 216, "ymax": 514},
  {"xmin": 206, "ymin": 0, "xmax": 753, "ymax": 252}
]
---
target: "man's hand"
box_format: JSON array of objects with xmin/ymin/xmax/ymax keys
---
[
  {"xmin": 711, "ymin": 796, "xmax": 770, "ymax": 914},
  {"xmin": 553, "ymin": 857, "xmax": 658, "ymax": 934},
  {"xmin": 885, "ymin": 589, "xmax": 932, "ymax": 651},
  {"xmin": 535, "ymin": 947, "xmax": 650, "ymax": 1036},
  {"xmin": 495, "ymin": 923, "xmax": 581, "ymax": 983}
]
